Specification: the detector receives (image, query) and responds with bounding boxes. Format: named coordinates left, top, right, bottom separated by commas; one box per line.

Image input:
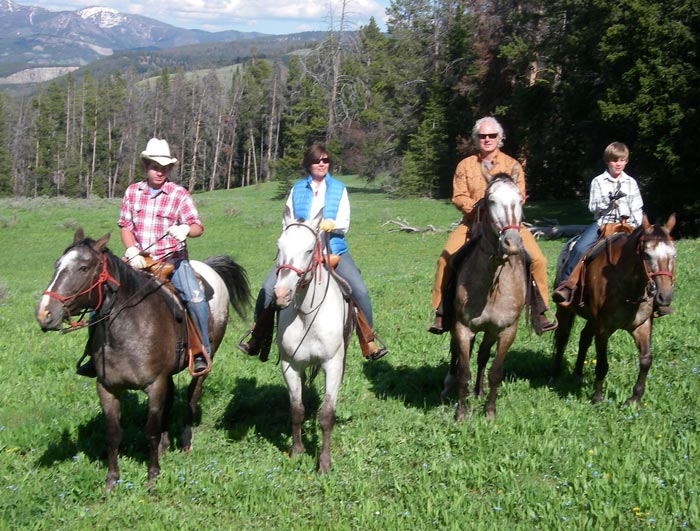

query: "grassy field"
left=0, top=178, right=697, bottom=530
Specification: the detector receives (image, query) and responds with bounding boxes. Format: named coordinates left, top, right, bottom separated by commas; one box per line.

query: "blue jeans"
left=170, top=259, right=210, bottom=354
left=560, top=222, right=600, bottom=281
left=256, top=252, right=374, bottom=328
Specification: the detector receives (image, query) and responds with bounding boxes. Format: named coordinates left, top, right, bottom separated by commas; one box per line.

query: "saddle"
left=142, top=256, right=211, bottom=376
left=558, top=221, right=633, bottom=307
left=242, top=253, right=383, bottom=362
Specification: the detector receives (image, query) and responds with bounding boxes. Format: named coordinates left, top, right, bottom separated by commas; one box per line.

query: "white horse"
left=273, top=206, right=353, bottom=473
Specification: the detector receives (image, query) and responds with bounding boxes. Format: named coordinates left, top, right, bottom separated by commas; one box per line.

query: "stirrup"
left=366, top=333, right=389, bottom=361
left=236, top=327, right=256, bottom=355
left=189, top=350, right=211, bottom=377
left=552, top=285, right=574, bottom=307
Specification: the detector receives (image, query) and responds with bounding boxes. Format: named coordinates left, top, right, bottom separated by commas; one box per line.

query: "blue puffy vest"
left=291, top=174, right=348, bottom=255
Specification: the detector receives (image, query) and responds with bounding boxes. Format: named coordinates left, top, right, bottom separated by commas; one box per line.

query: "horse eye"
left=79, top=265, right=90, bottom=272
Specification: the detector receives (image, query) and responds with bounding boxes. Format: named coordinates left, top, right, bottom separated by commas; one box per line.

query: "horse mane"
left=69, top=238, right=171, bottom=304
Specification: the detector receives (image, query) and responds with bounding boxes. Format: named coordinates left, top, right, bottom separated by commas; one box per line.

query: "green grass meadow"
left=0, top=177, right=697, bottom=529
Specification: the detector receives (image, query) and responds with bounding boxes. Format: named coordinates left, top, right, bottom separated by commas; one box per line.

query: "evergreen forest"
left=0, top=0, right=698, bottom=234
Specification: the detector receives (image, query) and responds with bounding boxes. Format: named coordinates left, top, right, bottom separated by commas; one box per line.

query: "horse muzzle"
left=35, top=297, right=63, bottom=331
left=273, top=285, right=292, bottom=309
left=499, top=230, right=522, bottom=256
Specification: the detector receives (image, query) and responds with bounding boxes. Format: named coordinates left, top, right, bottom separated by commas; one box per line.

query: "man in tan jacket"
left=429, top=116, right=557, bottom=334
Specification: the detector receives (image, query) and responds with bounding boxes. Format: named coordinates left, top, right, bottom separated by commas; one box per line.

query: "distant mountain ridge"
left=0, top=0, right=268, bottom=82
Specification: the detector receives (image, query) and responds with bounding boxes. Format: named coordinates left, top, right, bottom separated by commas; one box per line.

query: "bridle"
left=639, top=232, right=675, bottom=284
left=629, top=230, right=675, bottom=304
left=479, top=182, right=522, bottom=259
left=42, top=249, right=121, bottom=331
left=276, top=222, right=325, bottom=291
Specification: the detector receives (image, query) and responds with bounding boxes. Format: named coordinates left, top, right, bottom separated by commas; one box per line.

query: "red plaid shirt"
left=118, top=180, right=203, bottom=261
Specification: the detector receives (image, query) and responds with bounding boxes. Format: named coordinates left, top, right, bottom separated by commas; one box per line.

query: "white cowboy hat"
left=140, top=138, right=178, bottom=166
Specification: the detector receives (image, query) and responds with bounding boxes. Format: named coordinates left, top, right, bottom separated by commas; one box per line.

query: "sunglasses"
left=313, top=157, right=331, bottom=164
left=478, top=133, right=499, bottom=140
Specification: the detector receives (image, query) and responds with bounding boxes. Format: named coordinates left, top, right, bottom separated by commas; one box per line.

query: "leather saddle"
left=142, top=256, right=211, bottom=376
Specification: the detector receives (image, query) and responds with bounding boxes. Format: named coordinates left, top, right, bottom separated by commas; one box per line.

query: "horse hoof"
left=623, top=397, right=641, bottom=408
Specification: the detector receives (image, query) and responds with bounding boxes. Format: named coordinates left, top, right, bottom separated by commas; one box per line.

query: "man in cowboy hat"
left=77, top=137, right=212, bottom=376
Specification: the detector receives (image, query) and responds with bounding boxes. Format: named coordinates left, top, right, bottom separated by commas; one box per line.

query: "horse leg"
left=452, top=324, right=474, bottom=422
left=144, top=376, right=170, bottom=487
left=484, top=326, right=517, bottom=420
left=159, top=376, right=174, bottom=456
left=591, top=334, right=610, bottom=404
left=96, top=383, right=121, bottom=492
left=182, top=373, right=208, bottom=452
left=625, top=320, right=653, bottom=407
left=317, top=354, right=344, bottom=473
left=574, top=321, right=595, bottom=380
left=550, top=307, right=574, bottom=383
left=440, top=335, right=459, bottom=401
left=282, top=360, right=305, bottom=458
left=474, top=335, right=496, bottom=400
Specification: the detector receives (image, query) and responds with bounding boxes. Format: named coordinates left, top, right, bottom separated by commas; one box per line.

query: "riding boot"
left=552, top=261, right=584, bottom=307
left=354, top=304, right=388, bottom=360
left=427, top=311, right=445, bottom=335
left=237, top=304, right=276, bottom=361
left=428, top=301, right=446, bottom=335
left=76, top=356, right=97, bottom=378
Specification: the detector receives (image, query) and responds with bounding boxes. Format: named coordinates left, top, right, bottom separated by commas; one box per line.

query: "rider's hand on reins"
left=124, top=246, right=147, bottom=270
left=318, top=219, right=335, bottom=232
left=167, top=224, right=191, bottom=242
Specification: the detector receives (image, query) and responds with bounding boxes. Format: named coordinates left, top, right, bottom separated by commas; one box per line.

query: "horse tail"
left=203, top=255, right=251, bottom=319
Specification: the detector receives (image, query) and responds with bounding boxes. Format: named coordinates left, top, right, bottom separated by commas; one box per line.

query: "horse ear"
left=73, top=228, right=84, bottom=243
left=95, top=232, right=111, bottom=251
left=510, top=163, right=521, bottom=184
left=665, top=213, right=676, bottom=232
left=282, top=204, right=295, bottom=227
left=642, top=214, right=650, bottom=230
left=480, top=163, right=492, bottom=183
left=310, top=208, right=324, bottom=229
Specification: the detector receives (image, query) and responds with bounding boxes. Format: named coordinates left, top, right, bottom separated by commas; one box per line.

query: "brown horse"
left=35, top=229, right=250, bottom=490
left=441, top=173, right=527, bottom=420
left=551, top=214, right=676, bottom=405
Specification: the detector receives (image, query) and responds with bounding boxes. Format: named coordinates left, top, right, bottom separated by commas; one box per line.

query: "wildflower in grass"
left=493, top=506, right=502, bottom=511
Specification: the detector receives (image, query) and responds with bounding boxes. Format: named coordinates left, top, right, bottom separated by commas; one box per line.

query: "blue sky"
left=37, top=0, right=392, bottom=34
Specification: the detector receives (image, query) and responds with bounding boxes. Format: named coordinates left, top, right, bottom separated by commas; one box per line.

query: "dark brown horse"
left=551, top=214, right=676, bottom=405
left=441, top=173, right=527, bottom=420
left=35, top=229, right=250, bottom=490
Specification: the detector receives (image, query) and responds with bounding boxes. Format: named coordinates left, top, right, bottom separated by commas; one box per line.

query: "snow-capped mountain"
left=0, top=0, right=265, bottom=82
